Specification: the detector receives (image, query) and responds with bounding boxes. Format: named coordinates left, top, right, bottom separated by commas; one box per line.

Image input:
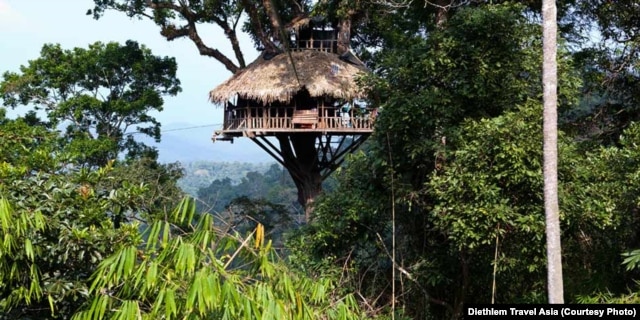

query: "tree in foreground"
left=0, top=116, right=144, bottom=318
left=0, top=113, right=362, bottom=319
left=72, top=198, right=365, bottom=320
left=542, top=0, right=564, bottom=303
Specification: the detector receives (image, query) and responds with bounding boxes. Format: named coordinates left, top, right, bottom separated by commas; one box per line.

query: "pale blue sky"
left=0, top=0, right=259, bottom=126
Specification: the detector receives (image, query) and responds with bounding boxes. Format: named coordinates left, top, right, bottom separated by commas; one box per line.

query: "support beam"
left=247, top=132, right=370, bottom=222
left=252, top=136, right=286, bottom=167
left=316, top=134, right=370, bottom=179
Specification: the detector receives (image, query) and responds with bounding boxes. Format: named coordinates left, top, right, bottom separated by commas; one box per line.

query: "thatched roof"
left=209, top=50, right=368, bottom=105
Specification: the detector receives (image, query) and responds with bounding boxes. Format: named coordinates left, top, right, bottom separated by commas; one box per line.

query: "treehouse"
left=210, top=16, right=374, bottom=221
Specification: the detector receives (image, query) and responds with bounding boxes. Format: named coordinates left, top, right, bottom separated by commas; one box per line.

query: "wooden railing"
left=293, top=39, right=338, bottom=53
left=223, top=107, right=376, bottom=131
left=267, top=117, right=292, bottom=129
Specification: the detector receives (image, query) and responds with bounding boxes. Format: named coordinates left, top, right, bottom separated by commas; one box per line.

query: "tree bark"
left=263, top=0, right=283, bottom=44
left=145, top=0, right=241, bottom=73
left=542, top=0, right=564, bottom=303
left=277, top=133, right=322, bottom=223
left=241, top=0, right=279, bottom=53
left=434, top=0, right=449, bottom=29
left=337, top=18, right=351, bottom=55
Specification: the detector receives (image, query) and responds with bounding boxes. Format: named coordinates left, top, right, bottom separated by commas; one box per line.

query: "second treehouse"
left=210, top=17, right=375, bottom=221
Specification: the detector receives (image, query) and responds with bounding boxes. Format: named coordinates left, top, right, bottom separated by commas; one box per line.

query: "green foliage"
left=429, top=103, right=547, bottom=254
left=296, top=102, right=636, bottom=316
left=286, top=151, right=393, bottom=317
left=425, top=102, right=626, bottom=302
left=559, top=1, right=640, bottom=145
left=101, top=158, right=186, bottom=217
left=0, top=119, right=146, bottom=318
left=362, top=3, right=580, bottom=194
left=573, top=121, right=640, bottom=300
left=622, top=250, right=640, bottom=272
left=73, top=198, right=366, bottom=320
left=0, top=118, right=62, bottom=174
left=340, top=5, right=580, bottom=314
left=8, top=0, right=640, bottom=318
left=193, top=163, right=310, bottom=250
left=0, top=40, right=181, bottom=167
left=577, top=288, right=640, bottom=304
left=288, top=151, right=386, bottom=265
left=0, top=114, right=191, bottom=318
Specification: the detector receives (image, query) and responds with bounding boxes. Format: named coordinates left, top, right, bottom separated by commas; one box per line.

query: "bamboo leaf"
left=0, top=198, right=11, bottom=231
left=161, top=221, right=171, bottom=248
left=255, top=223, right=264, bottom=249
left=165, top=289, right=177, bottom=319
left=145, top=221, right=161, bottom=251
left=48, top=295, right=55, bottom=316
left=24, top=238, right=34, bottom=261
left=145, top=262, right=158, bottom=291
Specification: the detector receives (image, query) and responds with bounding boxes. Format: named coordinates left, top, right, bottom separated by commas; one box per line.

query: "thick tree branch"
left=160, top=24, right=190, bottom=40
left=144, top=0, right=241, bottom=73
left=186, top=21, right=240, bottom=73
left=240, top=0, right=279, bottom=53
left=208, top=13, right=247, bottom=69
left=263, top=0, right=283, bottom=43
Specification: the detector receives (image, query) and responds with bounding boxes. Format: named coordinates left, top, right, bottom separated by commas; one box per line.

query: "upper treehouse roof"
left=209, top=50, right=368, bottom=106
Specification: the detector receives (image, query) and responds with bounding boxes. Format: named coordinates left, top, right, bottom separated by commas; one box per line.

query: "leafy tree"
left=423, top=101, right=638, bottom=305
left=290, top=2, right=584, bottom=318
left=100, top=158, right=186, bottom=219
left=0, top=118, right=144, bottom=318
left=297, top=102, right=639, bottom=317
left=557, top=1, right=640, bottom=145
left=0, top=40, right=181, bottom=167
left=362, top=3, right=574, bottom=188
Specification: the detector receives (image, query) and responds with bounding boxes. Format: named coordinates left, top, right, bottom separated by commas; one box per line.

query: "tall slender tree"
left=542, top=0, right=564, bottom=303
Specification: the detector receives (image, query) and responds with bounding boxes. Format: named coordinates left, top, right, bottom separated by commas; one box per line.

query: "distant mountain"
left=137, top=123, right=274, bottom=164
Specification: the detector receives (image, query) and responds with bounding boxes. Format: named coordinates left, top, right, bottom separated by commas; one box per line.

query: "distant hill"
left=138, top=122, right=274, bottom=164
left=177, top=161, right=277, bottom=197
left=132, top=122, right=278, bottom=198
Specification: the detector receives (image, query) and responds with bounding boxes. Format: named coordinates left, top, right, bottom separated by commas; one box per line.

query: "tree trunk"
left=542, top=0, right=564, bottom=303
left=277, top=133, right=322, bottom=222
left=294, top=171, right=322, bottom=223
left=434, top=0, right=449, bottom=29
left=337, top=18, right=351, bottom=55
left=263, top=0, right=282, bottom=44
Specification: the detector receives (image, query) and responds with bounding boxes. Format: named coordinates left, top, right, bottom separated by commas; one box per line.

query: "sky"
left=0, top=0, right=259, bottom=127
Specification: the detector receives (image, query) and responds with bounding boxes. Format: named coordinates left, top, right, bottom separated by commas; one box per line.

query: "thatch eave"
left=209, top=50, right=368, bottom=106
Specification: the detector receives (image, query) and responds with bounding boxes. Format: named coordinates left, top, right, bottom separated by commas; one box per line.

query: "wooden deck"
left=216, top=106, right=376, bottom=138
